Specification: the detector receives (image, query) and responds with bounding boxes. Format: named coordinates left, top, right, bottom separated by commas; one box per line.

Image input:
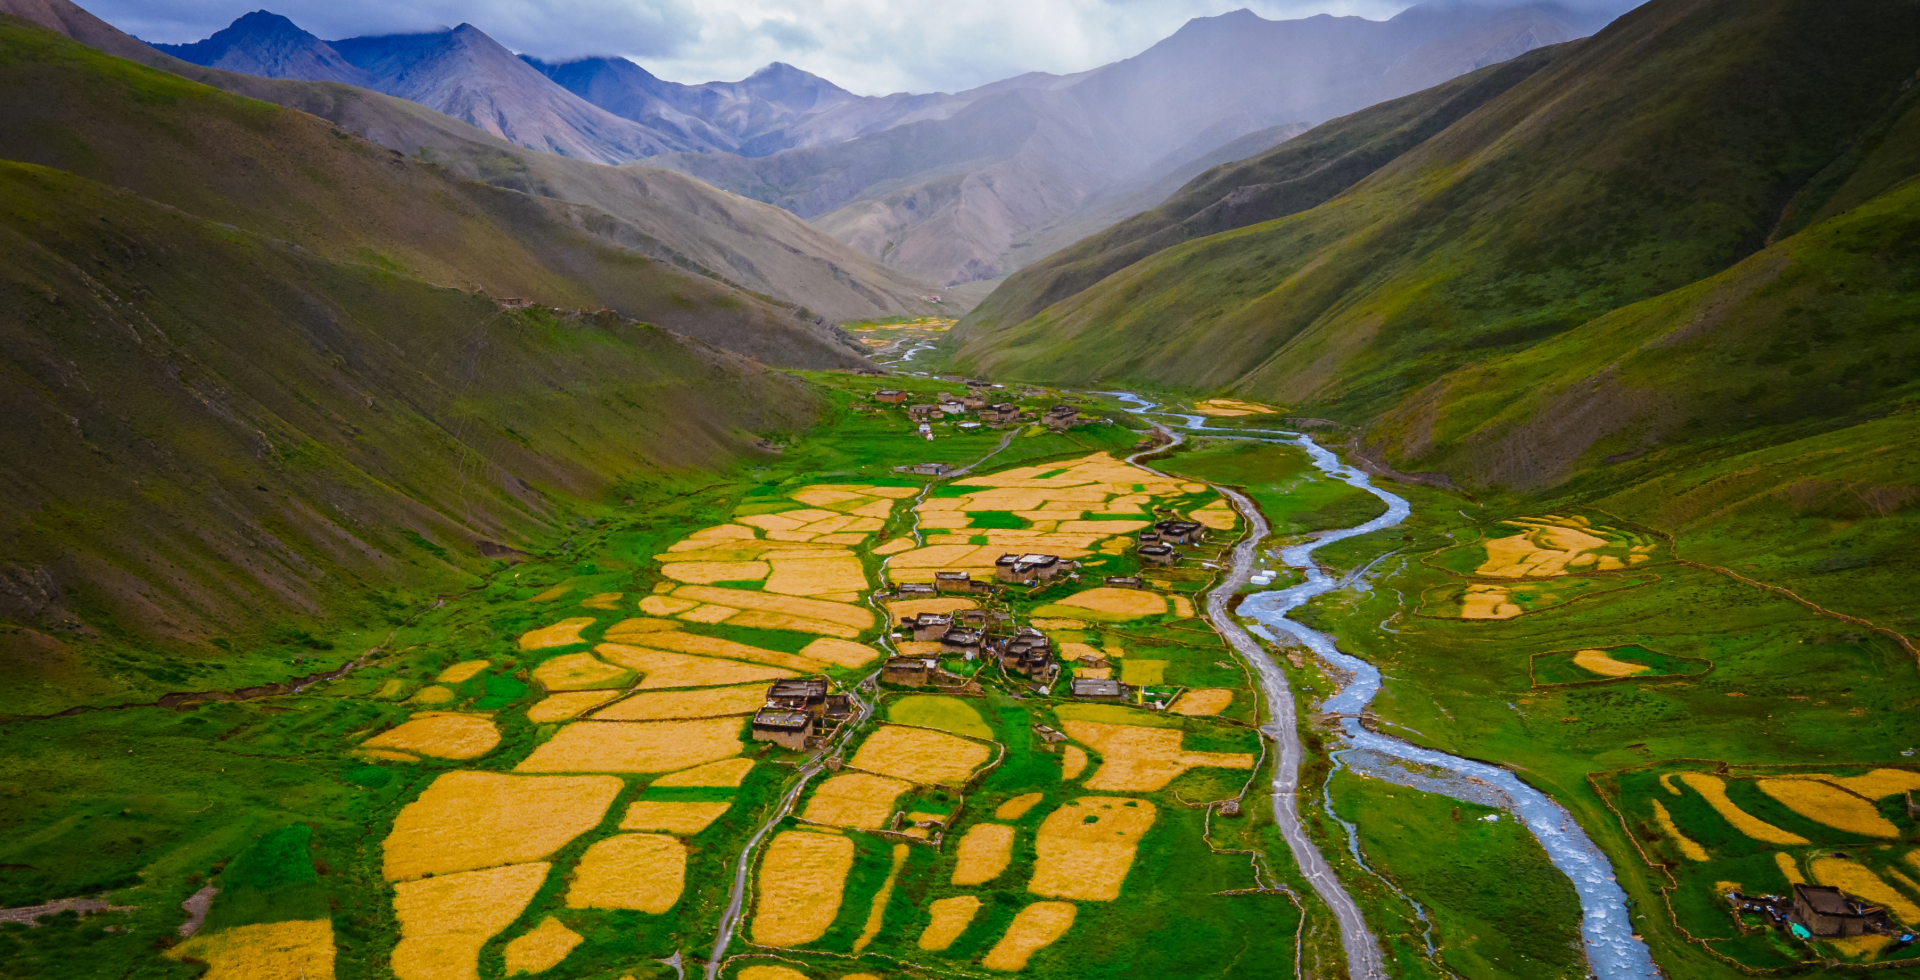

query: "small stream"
left=1112, top=393, right=1661, bottom=978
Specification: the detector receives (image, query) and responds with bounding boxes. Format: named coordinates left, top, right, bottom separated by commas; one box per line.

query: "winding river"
left=1114, top=394, right=1663, bottom=979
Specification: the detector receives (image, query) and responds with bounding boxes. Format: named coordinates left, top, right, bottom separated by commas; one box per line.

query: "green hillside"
left=946, top=0, right=1920, bottom=416
left=0, top=131, right=820, bottom=714
left=961, top=44, right=1567, bottom=332
left=0, top=15, right=875, bottom=369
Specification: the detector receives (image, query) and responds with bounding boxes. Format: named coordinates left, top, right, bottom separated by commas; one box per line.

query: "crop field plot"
left=360, top=712, right=500, bottom=760
left=1530, top=644, right=1710, bottom=686
left=515, top=717, right=744, bottom=773
left=1417, top=571, right=1659, bottom=620
left=847, top=725, right=994, bottom=785
left=1427, top=515, right=1664, bottom=580
left=1593, top=762, right=1920, bottom=968
left=531, top=651, right=635, bottom=691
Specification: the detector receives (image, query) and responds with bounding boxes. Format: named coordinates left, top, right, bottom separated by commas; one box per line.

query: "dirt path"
left=1208, top=487, right=1386, bottom=979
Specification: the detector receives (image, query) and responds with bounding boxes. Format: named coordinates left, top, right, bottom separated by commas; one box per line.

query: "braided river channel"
left=1113, top=394, right=1663, bottom=979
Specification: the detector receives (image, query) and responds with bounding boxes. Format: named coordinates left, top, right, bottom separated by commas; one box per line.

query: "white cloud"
left=92, top=0, right=1628, bottom=95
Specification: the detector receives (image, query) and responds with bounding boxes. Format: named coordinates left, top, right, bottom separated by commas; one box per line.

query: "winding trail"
left=1113, top=393, right=1662, bottom=979
left=1211, top=485, right=1387, bottom=979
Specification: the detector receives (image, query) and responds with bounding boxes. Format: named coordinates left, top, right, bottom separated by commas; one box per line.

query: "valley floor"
left=2, top=375, right=1916, bottom=980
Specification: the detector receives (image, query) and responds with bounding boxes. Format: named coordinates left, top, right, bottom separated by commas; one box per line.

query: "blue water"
left=1110, top=393, right=1662, bottom=978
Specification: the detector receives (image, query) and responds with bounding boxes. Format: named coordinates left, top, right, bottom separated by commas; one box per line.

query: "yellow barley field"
left=526, top=692, right=620, bottom=723
left=689, top=523, right=759, bottom=541
left=1028, top=797, right=1157, bottom=901
left=1474, top=521, right=1612, bottom=578
left=1188, top=500, right=1237, bottom=530
left=438, top=660, right=491, bottom=684
left=765, top=556, right=870, bottom=596
left=619, top=800, right=732, bottom=835
left=591, top=684, right=768, bottom=721
left=602, top=617, right=683, bottom=640
left=801, top=772, right=911, bottom=830
left=530, top=584, right=573, bottom=602
left=1776, top=852, right=1806, bottom=885
left=738, top=966, right=808, bottom=980
left=652, top=757, right=754, bottom=787
left=672, top=586, right=874, bottom=630
left=502, top=916, right=581, bottom=975
left=980, top=901, right=1076, bottom=971
left=849, top=725, right=992, bottom=785
left=1678, top=773, right=1808, bottom=845
left=596, top=644, right=796, bottom=689
left=1659, top=773, right=1681, bottom=795
left=409, top=685, right=456, bottom=706
left=1191, top=398, right=1276, bottom=417
left=1650, top=800, right=1708, bottom=861
left=363, top=714, right=499, bottom=760
left=580, top=592, right=624, bottom=611
left=1062, top=746, right=1089, bottom=780
left=886, top=597, right=978, bottom=623
left=639, top=596, right=701, bottom=616
left=618, top=631, right=826, bottom=672
left=165, top=919, right=335, bottom=980
left=1825, top=768, right=1920, bottom=799
left=1032, top=618, right=1087, bottom=630
left=723, top=609, right=861, bottom=638
left=383, top=772, right=620, bottom=881
left=873, top=537, right=916, bottom=555
left=1756, top=779, right=1899, bottom=838
left=1058, top=721, right=1253, bottom=791
left=531, top=653, right=633, bottom=691
left=360, top=748, right=417, bottom=762
left=1811, top=858, right=1920, bottom=924
left=677, top=604, right=740, bottom=624
left=852, top=844, right=910, bottom=952
left=997, top=793, right=1044, bottom=820
left=390, top=862, right=548, bottom=980
left=799, top=637, right=882, bottom=668
left=751, top=832, right=855, bottom=947
left=1054, top=588, right=1166, bottom=618
left=1572, top=649, right=1650, bottom=677
left=1168, top=689, right=1234, bottom=716
left=918, top=895, right=982, bottom=951
left=519, top=618, right=597, bottom=651
left=951, top=823, right=1015, bottom=885
left=514, top=718, right=742, bottom=774
left=1169, top=595, right=1195, bottom=618
left=566, top=834, right=687, bottom=913
left=1459, top=585, right=1523, bottom=620
left=661, top=561, right=770, bottom=584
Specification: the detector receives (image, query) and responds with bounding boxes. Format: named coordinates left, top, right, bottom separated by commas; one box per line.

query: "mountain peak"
left=151, top=8, right=371, bottom=86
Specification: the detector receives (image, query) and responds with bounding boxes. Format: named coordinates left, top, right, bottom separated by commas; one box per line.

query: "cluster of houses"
left=749, top=677, right=855, bottom=750
left=1727, top=883, right=1908, bottom=944
left=875, top=388, right=1025, bottom=428
left=1139, top=518, right=1206, bottom=565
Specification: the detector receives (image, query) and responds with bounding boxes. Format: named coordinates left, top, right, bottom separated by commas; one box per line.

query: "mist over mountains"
left=146, top=1, right=1630, bottom=290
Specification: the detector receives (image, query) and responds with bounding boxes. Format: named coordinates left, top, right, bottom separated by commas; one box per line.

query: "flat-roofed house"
left=906, top=613, right=954, bottom=641
left=873, top=389, right=910, bottom=404
left=1792, top=884, right=1885, bottom=937
left=767, top=678, right=830, bottom=716
left=751, top=708, right=814, bottom=750
left=935, top=571, right=973, bottom=593
left=1139, top=543, right=1178, bottom=565
left=1070, top=677, right=1125, bottom=700
left=881, top=657, right=934, bottom=686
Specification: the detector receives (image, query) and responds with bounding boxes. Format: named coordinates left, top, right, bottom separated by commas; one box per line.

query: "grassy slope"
left=945, top=0, right=1920, bottom=415
left=954, top=45, right=1565, bottom=335
left=0, top=155, right=822, bottom=714
left=0, top=0, right=942, bottom=328
left=0, top=17, right=871, bottom=369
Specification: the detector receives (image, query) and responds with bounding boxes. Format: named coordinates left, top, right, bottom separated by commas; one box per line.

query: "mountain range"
left=945, top=0, right=1920, bottom=625
left=143, top=2, right=1629, bottom=291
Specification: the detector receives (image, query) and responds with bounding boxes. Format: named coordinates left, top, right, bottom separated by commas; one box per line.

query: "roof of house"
left=1795, top=884, right=1860, bottom=916
left=753, top=709, right=812, bottom=729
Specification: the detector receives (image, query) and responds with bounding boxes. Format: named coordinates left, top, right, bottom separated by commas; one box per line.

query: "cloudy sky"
left=97, top=0, right=1437, bottom=95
